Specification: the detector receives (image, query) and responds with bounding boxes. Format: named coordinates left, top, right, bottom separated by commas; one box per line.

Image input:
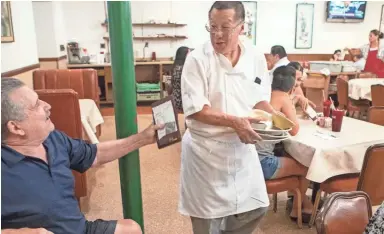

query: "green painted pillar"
left=107, top=1, right=144, bottom=230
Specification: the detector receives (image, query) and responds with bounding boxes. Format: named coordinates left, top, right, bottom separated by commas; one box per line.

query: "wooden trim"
left=39, top=55, right=67, bottom=62
left=1, top=63, right=40, bottom=77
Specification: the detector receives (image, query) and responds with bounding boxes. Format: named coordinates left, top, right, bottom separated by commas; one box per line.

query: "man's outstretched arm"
left=92, top=124, right=163, bottom=167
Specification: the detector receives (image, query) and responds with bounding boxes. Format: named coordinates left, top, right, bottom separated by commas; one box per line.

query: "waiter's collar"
left=272, top=57, right=290, bottom=70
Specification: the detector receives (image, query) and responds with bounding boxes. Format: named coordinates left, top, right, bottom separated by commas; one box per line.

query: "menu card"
left=151, top=96, right=181, bottom=149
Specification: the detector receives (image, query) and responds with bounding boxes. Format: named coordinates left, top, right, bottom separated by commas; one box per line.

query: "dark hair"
left=370, top=29, right=384, bottom=39
left=331, top=49, right=342, bottom=60
left=272, top=66, right=296, bottom=92
left=270, top=45, right=287, bottom=59
left=333, top=49, right=341, bottom=54
left=287, top=61, right=303, bottom=73
left=209, top=1, right=245, bottom=22
left=173, top=46, right=189, bottom=66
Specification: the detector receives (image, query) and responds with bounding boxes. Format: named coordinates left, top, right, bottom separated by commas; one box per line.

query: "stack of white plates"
left=251, top=122, right=291, bottom=143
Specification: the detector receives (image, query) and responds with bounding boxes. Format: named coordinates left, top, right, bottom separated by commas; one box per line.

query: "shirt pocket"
left=236, top=78, right=263, bottom=109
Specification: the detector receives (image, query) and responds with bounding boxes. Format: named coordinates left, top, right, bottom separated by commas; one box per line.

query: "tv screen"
left=327, top=1, right=367, bottom=22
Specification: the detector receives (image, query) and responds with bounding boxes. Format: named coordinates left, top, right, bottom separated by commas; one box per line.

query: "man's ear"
left=7, top=121, right=25, bottom=137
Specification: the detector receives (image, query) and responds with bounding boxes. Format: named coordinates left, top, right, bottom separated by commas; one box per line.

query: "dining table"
left=284, top=117, right=384, bottom=183
left=79, top=99, right=104, bottom=144
left=348, top=78, right=384, bottom=101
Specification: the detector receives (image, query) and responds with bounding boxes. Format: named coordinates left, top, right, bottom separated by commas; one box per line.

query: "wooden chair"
left=315, top=191, right=372, bottom=234
left=33, top=69, right=101, bottom=137
left=309, top=143, right=384, bottom=226
left=336, top=76, right=370, bottom=118
left=303, top=72, right=330, bottom=112
left=368, top=106, right=384, bottom=126
left=35, top=89, right=88, bottom=207
left=266, top=176, right=303, bottom=228
left=371, top=84, right=384, bottom=107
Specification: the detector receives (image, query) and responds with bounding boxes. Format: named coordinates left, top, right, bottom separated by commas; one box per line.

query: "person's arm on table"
left=291, top=86, right=315, bottom=111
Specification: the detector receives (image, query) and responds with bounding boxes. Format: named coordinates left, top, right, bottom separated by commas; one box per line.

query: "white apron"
left=179, top=44, right=270, bottom=219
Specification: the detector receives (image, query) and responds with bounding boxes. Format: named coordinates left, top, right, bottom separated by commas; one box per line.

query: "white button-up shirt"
left=179, top=41, right=270, bottom=219
left=270, top=57, right=290, bottom=75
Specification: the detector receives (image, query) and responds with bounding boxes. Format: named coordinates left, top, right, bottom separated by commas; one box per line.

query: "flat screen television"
left=326, top=1, right=367, bottom=23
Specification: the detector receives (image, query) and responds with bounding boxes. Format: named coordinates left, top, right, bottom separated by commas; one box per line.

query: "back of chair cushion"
left=315, top=191, right=372, bottom=234
left=358, top=143, right=384, bottom=206
left=371, top=84, right=384, bottom=107
left=33, top=69, right=99, bottom=103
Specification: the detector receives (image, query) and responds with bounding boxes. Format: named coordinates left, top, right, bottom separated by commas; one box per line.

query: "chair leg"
left=309, top=189, right=322, bottom=228
left=294, top=188, right=303, bottom=229
left=273, top=193, right=277, bottom=213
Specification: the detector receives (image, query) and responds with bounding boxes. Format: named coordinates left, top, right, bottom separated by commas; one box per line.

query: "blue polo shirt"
left=1, top=130, right=97, bottom=234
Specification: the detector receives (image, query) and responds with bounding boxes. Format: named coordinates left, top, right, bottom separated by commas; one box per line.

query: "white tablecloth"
left=348, top=78, right=384, bottom=101
left=284, top=117, right=384, bottom=183
left=79, top=99, right=104, bottom=144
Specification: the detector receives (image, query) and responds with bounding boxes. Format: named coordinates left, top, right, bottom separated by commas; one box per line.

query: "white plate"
left=254, top=128, right=292, bottom=136
left=251, top=123, right=292, bottom=133
left=258, top=138, right=290, bottom=143
left=258, top=132, right=290, bottom=140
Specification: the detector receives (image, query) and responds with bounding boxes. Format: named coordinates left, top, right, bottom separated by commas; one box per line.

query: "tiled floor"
left=83, top=115, right=317, bottom=234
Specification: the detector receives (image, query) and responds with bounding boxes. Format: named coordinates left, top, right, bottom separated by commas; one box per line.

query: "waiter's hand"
left=233, top=117, right=262, bottom=144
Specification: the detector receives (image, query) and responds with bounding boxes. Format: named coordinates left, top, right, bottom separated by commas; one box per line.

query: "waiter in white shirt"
left=269, top=45, right=290, bottom=74
left=179, top=2, right=275, bottom=233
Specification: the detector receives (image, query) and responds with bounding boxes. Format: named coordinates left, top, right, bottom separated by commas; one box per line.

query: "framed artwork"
left=295, top=3, right=314, bottom=49
left=1, top=1, right=14, bottom=43
left=241, top=1, right=257, bottom=45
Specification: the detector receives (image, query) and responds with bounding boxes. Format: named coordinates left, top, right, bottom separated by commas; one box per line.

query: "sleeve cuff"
left=76, top=143, right=98, bottom=173
left=182, top=93, right=211, bottom=117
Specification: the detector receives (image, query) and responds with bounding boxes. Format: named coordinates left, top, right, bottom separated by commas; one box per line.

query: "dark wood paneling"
left=1, top=63, right=40, bottom=77
left=264, top=53, right=334, bottom=61
left=263, top=53, right=353, bottom=70
left=39, top=55, right=67, bottom=62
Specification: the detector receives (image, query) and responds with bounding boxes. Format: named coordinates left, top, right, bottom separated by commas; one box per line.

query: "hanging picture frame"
left=1, top=1, right=14, bottom=43
left=295, top=3, right=314, bottom=49
left=241, top=1, right=257, bottom=45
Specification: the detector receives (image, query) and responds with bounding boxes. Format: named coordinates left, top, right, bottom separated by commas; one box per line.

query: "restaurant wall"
left=60, top=1, right=383, bottom=57
left=1, top=1, right=39, bottom=88
left=257, top=1, right=383, bottom=54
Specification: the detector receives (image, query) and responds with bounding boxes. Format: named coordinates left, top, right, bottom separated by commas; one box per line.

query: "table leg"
left=312, top=182, right=320, bottom=203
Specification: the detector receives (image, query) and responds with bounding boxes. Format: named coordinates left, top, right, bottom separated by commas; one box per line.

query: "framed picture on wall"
left=241, top=1, right=257, bottom=45
left=1, top=1, right=14, bottom=43
left=295, top=3, right=314, bottom=49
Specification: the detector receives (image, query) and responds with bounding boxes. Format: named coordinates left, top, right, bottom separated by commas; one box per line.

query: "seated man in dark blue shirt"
left=1, top=78, right=163, bottom=234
